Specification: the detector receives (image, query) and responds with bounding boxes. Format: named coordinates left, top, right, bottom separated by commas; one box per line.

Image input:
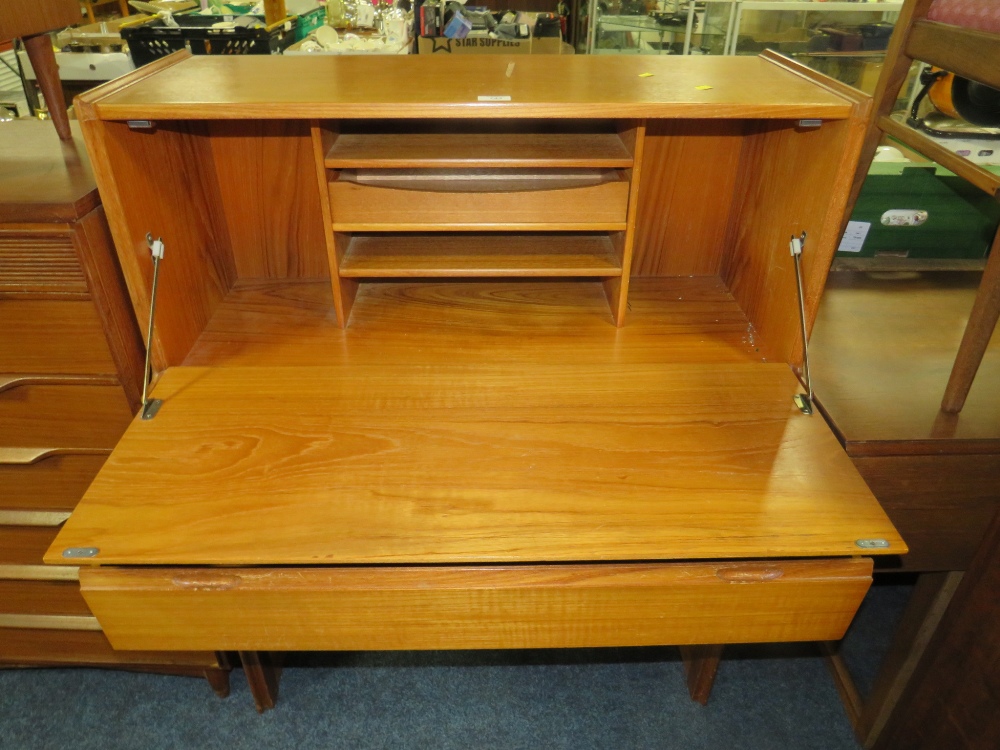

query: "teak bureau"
left=46, top=51, right=905, bottom=708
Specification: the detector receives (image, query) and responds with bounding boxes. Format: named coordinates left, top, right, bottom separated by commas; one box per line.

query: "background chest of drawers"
left=0, top=119, right=229, bottom=693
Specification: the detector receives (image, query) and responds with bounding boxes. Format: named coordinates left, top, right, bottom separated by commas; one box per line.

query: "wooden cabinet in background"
left=0, top=120, right=229, bottom=694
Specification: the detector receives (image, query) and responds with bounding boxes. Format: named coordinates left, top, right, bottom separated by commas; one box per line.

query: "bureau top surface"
left=0, top=120, right=99, bottom=223
left=47, top=361, right=905, bottom=567
left=82, top=53, right=856, bottom=120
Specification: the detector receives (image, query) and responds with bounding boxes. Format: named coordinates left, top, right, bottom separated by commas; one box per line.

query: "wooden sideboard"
left=0, top=119, right=229, bottom=692
left=44, top=52, right=905, bottom=708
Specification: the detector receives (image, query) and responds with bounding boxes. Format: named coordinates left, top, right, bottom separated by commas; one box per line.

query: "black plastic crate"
left=122, top=15, right=296, bottom=67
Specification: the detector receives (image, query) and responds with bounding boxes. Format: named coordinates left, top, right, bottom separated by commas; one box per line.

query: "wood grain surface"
left=0, top=383, right=132, bottom=450
left=0, top=121, right=97, bottom=224
left=328, top=171, right=630, bottom=229
left=907, top=19, right=1000, bottom=93
left=812, top=272, right=1000, bottom=450
left=182, top=277, right=763, bottom=368
left=338, top=234, right=622, bottom=277
left=49, top=359, right=902, bottom=566
left=80, top=560, right=874, bottom=651
left=0, top=627, right=221, bottom=668
left=0, top=0, right=82, bottom=41
left=0, top=228, right=87, bottom=296
left=82, top=56, right=855, bottom=121
left=209, top=120, right=328, bottom=279
left=632, top=120, right=744, bottom=277
left=325, top=132, right=634, bottom=169
left=0, top=299, right=115, bottom=374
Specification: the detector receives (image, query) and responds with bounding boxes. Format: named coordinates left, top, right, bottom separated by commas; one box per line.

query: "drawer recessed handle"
left=0, top=373, right=118, bottom=394
left=171, top=574, right=243, bottom=591
left=0, top=446, right=108, bottom=466
left=715, top=566, right=784, bottom=583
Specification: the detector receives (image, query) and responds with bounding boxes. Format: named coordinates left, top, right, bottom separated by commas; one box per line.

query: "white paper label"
left=838, top=221, right=871, bottom=253
left=478, top=95, right=512, bottom=101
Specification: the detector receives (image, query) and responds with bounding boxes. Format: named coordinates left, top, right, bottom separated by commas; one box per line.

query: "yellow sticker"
left=695, top=85, right=713, bottom=90
left=638, top=72, right=654, bottom=78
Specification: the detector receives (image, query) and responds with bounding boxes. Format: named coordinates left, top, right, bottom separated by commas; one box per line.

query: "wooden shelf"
left=337, top=234, right=623, bottom=278
left=325, top=132, right=636, bottom=169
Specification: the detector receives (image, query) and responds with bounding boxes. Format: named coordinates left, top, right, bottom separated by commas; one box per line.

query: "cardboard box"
left=417, top=34, right=563, bottom=55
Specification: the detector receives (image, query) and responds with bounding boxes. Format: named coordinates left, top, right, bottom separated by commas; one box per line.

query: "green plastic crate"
left=840, top=162, right=1000, bottom=259
left=295, top=6, right=327, bottom=41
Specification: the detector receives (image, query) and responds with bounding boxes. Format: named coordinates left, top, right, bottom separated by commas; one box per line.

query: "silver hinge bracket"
left=62, top=547, right=100, bottom=558
left=790, top=231, right=814, bottom=415
left=141, top=233, right=165, bottom=421
left=856, top=539, right=891, bottom=549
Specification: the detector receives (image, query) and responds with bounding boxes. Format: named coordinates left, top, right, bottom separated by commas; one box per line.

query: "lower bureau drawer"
left=1, top=525, right=61, bottom=566
left=0, top=579, right=90, bottom=616
left=0, top=453, right=108, bottom=512
left=0, top=383, right=131, bottom=449
left=80, top=559, right=873, bottom=652
left=0, top=628, right=221, bottom=668
left=0, top=299, right=116, bottom=375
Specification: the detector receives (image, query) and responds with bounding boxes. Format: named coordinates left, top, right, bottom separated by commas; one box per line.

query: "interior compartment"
left=94, top=113, right=858, bottom=370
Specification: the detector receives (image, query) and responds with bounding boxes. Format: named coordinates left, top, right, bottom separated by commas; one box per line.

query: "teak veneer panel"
left=0, top=454, right=109, bottom=512
left=81, top=55, right=856, bottom=121
left=325, top=132, right=635, bottom=169
left=0, top=383, right=132, bottom=451
left=81, top=559, right=874, bottom=652
left=0, top=628, right=221, bottom=668
left=0, top=299, right=116, bottom=374
left=182, top=278, right=764, bottom=368
left=812, top=272, right=1000, bottom=452
left=328, top=172, right=630, bottom=229
left=48, top=362, right=903, bottom=566
left=338, top=234, right=622, bottom=277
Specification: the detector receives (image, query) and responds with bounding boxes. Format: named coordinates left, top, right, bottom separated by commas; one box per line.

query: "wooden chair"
left=80, top=1, right=131, bottom=25
left=0, top=0, right=82, bottom=141
left=845, top=0, right=1000, bottom=414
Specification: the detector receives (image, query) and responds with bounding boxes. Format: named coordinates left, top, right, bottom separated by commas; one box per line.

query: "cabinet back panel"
left=94, top=121, right=236, bottom=368
left=632, top=120, right=745, bottom=277
left=723, top=119, right=856, bottom=365
left=207, top=120, right=328, bottom=280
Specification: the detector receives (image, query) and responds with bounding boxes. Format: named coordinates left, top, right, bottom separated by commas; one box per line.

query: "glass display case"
left=584, top=0, right=901, bottom=86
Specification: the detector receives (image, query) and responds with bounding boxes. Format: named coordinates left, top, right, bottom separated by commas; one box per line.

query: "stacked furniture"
left=0, top=119, right=230, bottom=694
left=46, top=51, right=905, bottom=710
left=818, top=0, right=1000, bottom=745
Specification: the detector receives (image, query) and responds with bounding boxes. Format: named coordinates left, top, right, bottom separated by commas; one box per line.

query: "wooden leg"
left=204, top=668, right=232, bottom=698
left=821, top=572, right=963, bottom=748
left=239, top=651, right=281, bottom=713
left=680, top=644, right=723, bottom=705
left=22, top=33, right=72, bottom=142
left=941, top=232, right=1000, bottom=413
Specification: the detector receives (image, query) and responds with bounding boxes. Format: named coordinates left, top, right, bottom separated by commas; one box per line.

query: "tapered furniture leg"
left=239, top=651, right=281, bottom=713
left=22, top=32, right=72, bottom=141
left=204, top=668, right=232, bottom=698
left=941, top=233, right=1000, bottom=413
left=680, top=644, right=724, bottom=705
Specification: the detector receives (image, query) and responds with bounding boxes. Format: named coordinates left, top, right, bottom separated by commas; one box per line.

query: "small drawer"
left=0, top=628, right=222, bottom=668
left=0, top=526, right=61, bottom=566
left=0, top=383, right=132, bottom=450
left=81, top=558, right=873, bottom=652
left=0, top=299, right=116, bottom=375
left=0, top=453, right=108, bottom=512
left=0, top=580, right=90, bottom=617
left=328, top=169, right=631, bottom=230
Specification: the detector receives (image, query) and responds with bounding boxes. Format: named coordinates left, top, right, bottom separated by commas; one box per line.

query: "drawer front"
left=0, top=580, right=90, bottom=617
left=1, top=525, right=62, bottom=566
left=0, top=299, right=115, bottom=375
left=81, top=559, right=873, bottom=652
left=855, top=453, right=1000, bottom=572
left=0, top=383, right=132, bottom=450
left=329, top=173, right=631, bottom=229
left=0, top=453, right=108, bottom=512
left=0, top=628, right=222, bottom=668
